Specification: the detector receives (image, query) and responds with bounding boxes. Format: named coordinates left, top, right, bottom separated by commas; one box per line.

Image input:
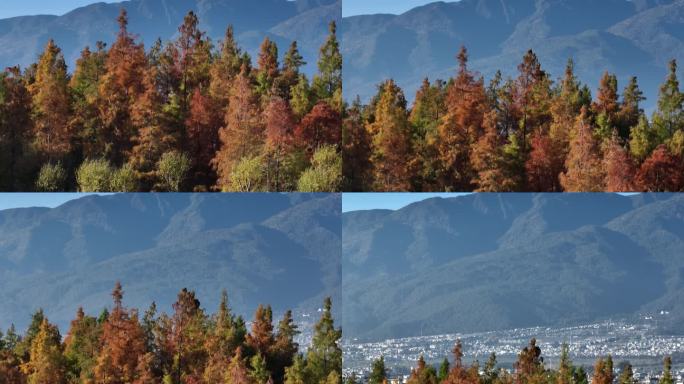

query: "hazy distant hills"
left=0, top=0, right=341, bottom=76
left=342, top=0, right=682, bottom=109
left=342, top=193, right=684, bottom=341
left=0, top=193, right=341, bottom=332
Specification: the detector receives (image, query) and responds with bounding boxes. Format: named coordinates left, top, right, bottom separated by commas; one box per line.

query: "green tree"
left=306, top=298, right=341, bottom=384
left=228, top=155, right=265, bottom=192
left=24, top=319, right=66, bottom=384
left=76, top=158, right=113, bottom=192
left=297, top=145, right=341, bottom=192
left=369, top=356, right=387, bottom=384
left=313, top=22, right=342, bottom=104
left=35, top=162, right=67, bottom=192
left=156, top=151, right=190, bottom=191
left=659, top=357, right=673, bottom=384
left=652, top=60, right=684, bottom=141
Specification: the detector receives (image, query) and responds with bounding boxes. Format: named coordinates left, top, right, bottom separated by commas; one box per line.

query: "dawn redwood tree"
left=603, top=133, right=637, bottom=192
left=514, top=339, right=544, bottom=384
left=0, top=67, right=34, bottom=191
left=70, top=42, right=108, bottom=161
left=407, top=355, right=438, bottom=384
left=98, top=9, right=149, bottom=165
left=437, top=46, right=487, bottom=191
left=342, top=98, right=372, bottom=191
left=264, top=95, right=296, bottom=190
left=185, top=88, right=222, bottom=189
left=246, top=305, right=274, bottom=359
left=514, top=50, right=552, bottom=157
left=591, top=356, right=614, bottom=384
left=592, top=71, right=620, bottom=140
left=213, top=67, right=265, bottom=190
left=636, top=145, right=683, bottom=191
left=618, top=364, right=636, bottom=384
left=226, top=347, right=254, bottom=384
left=169, top=288, right=206, bottom=382
left=617, top=76, right=645, bottom=140
left=30, top=39, right=72, bottom=162
left=472, top=111, right=511, bottom=191
left=24, top=319, right=66, bottom=384
left=94, top=282, right=147, bottom=384
left=256, top=38, right=280, bottom=97
left=526, top=132, right=564, bottom=192
left=560, top=107, right=605, bottom=191
left=209, top=26, right=244, bottom=105
left=367, top=79, right=412, bottom=191
left=270, top=311, right=299, bottom=384
left=295, top=102, right=342, bottom=153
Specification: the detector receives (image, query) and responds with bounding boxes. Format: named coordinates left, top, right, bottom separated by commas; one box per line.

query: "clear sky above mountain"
left=343, top=0, right=458, bottom=17
left=342, top=193, right=470, bottom=212
left=0, top=193, right=112, bottom=210
left=0, top=1, right=119, bottom=19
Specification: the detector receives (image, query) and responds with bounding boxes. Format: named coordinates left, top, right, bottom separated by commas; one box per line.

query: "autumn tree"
left=0, top=67, right=35, bottom=190
left=185, top=89, right=222, bottom=189
left=226, top=347, right=254, bottom=384
left=591, top=356, right=613, bottom=384
left=264, top=95, right=296, bottom=190
left=636, top=145, right=683, bottom=191
left=368, top=79, right=412, bottom=191
left=437, top=46, right=487, bottom=191
left=295, top=102, right=342, bottom=154
left=23, top=319, right=66, bottom=384
left=560, top=107, right=605, bottom=191
left=256, top=38, right=280, bottom=96
left=30, top=39, right=72, bottom=162
left=213, top=67, right=265, bottom=190
left=94, top=282, right=147, bottom=383
left=472, top=111, right=513, bottom=191
left=617, top=76, right=645, bottom=140
left=98, top=9, right=149, bottom=165
left=593, top=72, right=620, bottom=140
left=342, top=98, right=372, bottom=191
left=603, top=133, right=637, bottom=192
left=514, top=339, right=544, bottom=384
left=407, top=355, right=438, bottom=384
left=168, top=288, right=207, bottom=383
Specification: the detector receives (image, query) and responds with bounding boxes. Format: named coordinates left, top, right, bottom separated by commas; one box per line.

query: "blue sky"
left=0, top=1, right=119, bottom=19
left=342, top=193, right=471, bottom=212
left=0, top=193, right=111, bottom=210
left=343, top=0, right=456, bottom=17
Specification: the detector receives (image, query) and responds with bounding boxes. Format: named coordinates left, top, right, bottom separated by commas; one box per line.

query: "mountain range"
left=342, top=193, right=684, bottom=342
left=0, top=193, right=341, bottom=333
left=342, top=0, right=683, bottom=110
left=0, top=0, right=340, bottom=77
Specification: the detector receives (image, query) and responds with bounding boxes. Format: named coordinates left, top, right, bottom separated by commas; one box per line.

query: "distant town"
left=343, top=315, right=684, bottom=384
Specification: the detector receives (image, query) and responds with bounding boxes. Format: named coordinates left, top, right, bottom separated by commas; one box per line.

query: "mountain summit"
left=0, top=0, right=340, bottom=76
left=342, top=0, right=680, bottom=109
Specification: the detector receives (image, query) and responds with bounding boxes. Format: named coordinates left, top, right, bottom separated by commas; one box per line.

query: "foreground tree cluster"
left=0, top=283, right=342, bottom=384
left=0, top=9, right=342, bottom=192
left=354, top=339, right=675, bottom=384
left=343, top=46, right=684, bottom=192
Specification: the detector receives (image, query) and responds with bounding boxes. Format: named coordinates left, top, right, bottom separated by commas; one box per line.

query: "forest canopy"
left=0, top=9, right=342, bottom=192
left=0, top=282, right=342, bottom=384
left=342, top=46, right=684, bottom=192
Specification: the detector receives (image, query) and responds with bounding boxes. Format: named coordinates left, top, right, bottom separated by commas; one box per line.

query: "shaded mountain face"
left=342, top=0, right=678, bottom=109
left=0, top=0, right=341, bottom=77
left=0, top=193, right=341, bottom=333
left=342, top=193, right=684, bottom=341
